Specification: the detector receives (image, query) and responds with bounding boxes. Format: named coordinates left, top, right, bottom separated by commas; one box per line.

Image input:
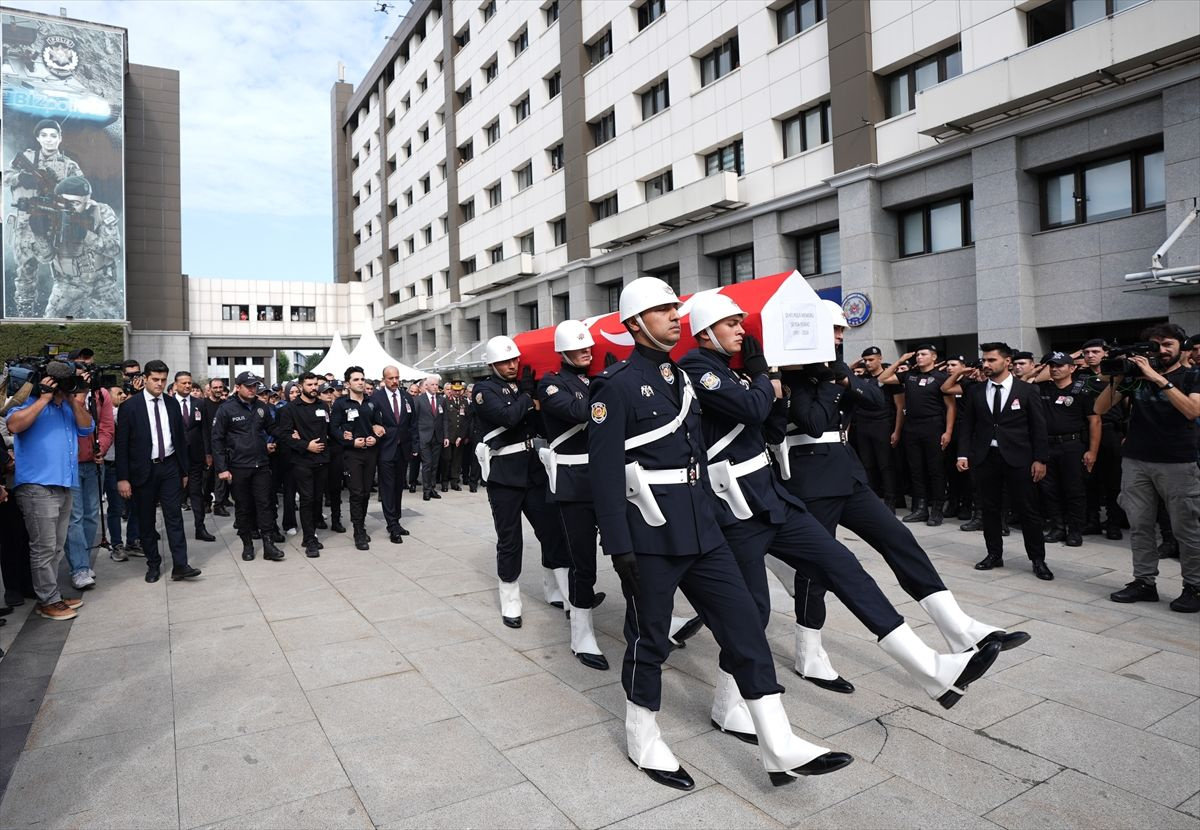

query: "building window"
left=588, top=28, right=613, bottom=67
left=256, top=305, right=283, bottom=322
left=513, top=94, right=531, bottom=123
left=484, top=58, right=499, bottom=83
left=515, top=162, right=534, bottom=191
left=512, top=28, right=529, bottom=57
left=403, top=140, right=412, bottom=159
left=604, top=282, right=621, bottom=313
left=884, top=44, right=962, bottom=118
left=781, top=100, right=831, bottom=158
left=524, top=302, right=540, bottom=330
left=705, top=138, right=744, bottom=176
left=389, top=244, right=400, bottom=265
left=592, top=193, right=619, bottom=221
left=637, top=0, right=666, bottom=31
left=650, top=266, right=680, bottom=295
left=481, top=0, right=496, bottom=23
left=485, top=119, right=501, bottom=145
left=387, top=200, right=398, bottom=220
left=418, top=123, right=429, bottom=143
left=438, top=161, right=447, bottom=181
left=221, top=304, right=249, bottom=321
left=404, top=189, right=414, bottom=206
left=418, top=73, right=428, bottom=93
left=554, top=293, right=570, bottom=321
left=462, top=256, right=477, bottom=274
left=440, top=215, right=449, bottom=235
left=405, top=236, right=415, bottom=254
left=290, top=306, right=317, bottom=322
left=898, top=194, right=974, bottom=257
left=548, top=143, right=564, bottom=171
left=487, top=182, right=503, bottom=208
left=545, top=0, right=560, bottom=25
left=519, top=232, right=535, bottom=254
left=458, top=140, right=474, bottom=164
left=401, top=94, right=410, bottom=112
left=796, top=227, right=840, bottom=275
left=776, top=0, right=825, bottom=42
left=422, top=225, right=432, bottom=245
left=590, top=110, right=616, bottom=148
left=458, top=83, right=473, bottom=106
left=552, top=217, right=568, bottom=246
left=547, top=70, right=561, bottom=99
left=460, top=198, right=476, bottom=222
left=699, top=35, right=739, bottom=87
left=455, top=25, right=471, bottom=48
left=489, top=245, right=504, bottom=265
left=420, top=174, right=431, bottom=194
left=644, top=170, right=673, bottom=201
left=641, top=77, right=670, bottom=120
left=1040, top=146, right=1164, bottom=229
left=715, top=249, right=754, bottom=286
left=1028, top=0, right=1145, bottom=45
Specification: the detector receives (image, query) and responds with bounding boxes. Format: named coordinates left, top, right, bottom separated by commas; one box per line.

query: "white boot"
left=569, top=607, right=608, bottom=670
left=919, top=590, right=1003, bottom=653
left=710, top=669, right=757, bottom=743
left=744, top=694, right=851, bottom=785
left=543, top=568, right=565, bottom=606
left=877, top=623, right=981, bottom=705
left=498, top=579, right=522, bottom=628
left=794, top=625, right=853, bottom=693
left=626, top=701, right=694, bottom=789
left=765, top=555, right=797, bottom=598
left=553, top=567, right=571, bottom=609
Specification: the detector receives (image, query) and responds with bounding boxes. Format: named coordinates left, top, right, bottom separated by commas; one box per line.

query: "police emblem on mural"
left=700, top=372, right=721, bottom=390
left=590, top=402, right=607, bottom=424
left=41, top=35, right=79, bottom=78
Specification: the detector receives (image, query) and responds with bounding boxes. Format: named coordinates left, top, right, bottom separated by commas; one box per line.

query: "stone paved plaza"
left=0, top=490, right=1197, bottom=829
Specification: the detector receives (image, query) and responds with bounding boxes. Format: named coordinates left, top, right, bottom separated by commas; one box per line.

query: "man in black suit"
left=173, top=371, right=215, bottom=542
left=371, top=365, right=419, bottom=542
left=957, top=343, right=1052, bottom=580
left=414, top=376, right=447, bottom=501
left=116, top=360, right=202, bottom=584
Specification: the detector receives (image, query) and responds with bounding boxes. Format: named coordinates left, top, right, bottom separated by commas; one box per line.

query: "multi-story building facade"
left=333, top=0, right=1200, bottom=372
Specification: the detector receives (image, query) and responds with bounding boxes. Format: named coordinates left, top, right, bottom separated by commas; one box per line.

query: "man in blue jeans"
left=6, top=360, right=94, bottom=621
left=63, top=363, right=114, bottom=589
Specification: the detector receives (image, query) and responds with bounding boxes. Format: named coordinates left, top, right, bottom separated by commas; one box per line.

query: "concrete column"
left=677, top=236, right=707, bottom=295
left=1163, top=79, right=1200, bottom=333
left=837, top=173, right=896, bottom=357
left=569, top=265, right=604, bottom=318
left=752, top=213, right=792, bottom=277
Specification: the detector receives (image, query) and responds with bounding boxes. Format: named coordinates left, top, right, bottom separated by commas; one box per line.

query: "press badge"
left=347, top=410, right=359, bottom=421
left=315, top=409, right=328, bottom=419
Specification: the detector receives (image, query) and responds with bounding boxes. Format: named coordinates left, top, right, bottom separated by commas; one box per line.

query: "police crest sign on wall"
left=1, top=8, right=126, bottom=320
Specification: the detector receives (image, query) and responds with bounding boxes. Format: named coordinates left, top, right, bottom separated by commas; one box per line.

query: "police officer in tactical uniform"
left=211, top=372, right=285, bottom=562
left=589, top=277, right=853, bottom=791
left=849, top=346, right=902, bottom=512
left=1037, top=352, right=1100, bottom=547
left=317, top=381, right=346, bottom=532
left=330, top=366, right=385, bottom=550
left=275, top=372, right=331, bottom=557
left=473, top=336, right=571, bottom=628
left=537, top=320, right=609, bottom=670
left=1079, top=339, right=1127, bottom=538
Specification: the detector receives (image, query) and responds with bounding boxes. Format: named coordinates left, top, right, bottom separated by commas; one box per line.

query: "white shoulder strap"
left=549, top=421, right=585, bottom=451
left=706, top=423, right=745, bottom=460
left=625, top=374, right=695, bottom=452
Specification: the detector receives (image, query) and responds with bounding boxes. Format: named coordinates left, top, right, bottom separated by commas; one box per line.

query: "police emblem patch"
left=256, top=408, right=265, bottom=417
left=475, top=392, right=484, bottom=404
left=700, top=372, right=721, bottom=390
left=580, top=376, right=590, bottom=385
left=641, top=385, right=654, bottom=397
left=660, top=364, right=674, bottom=384
left=590, top=402, right=608, bottom=423
left=546, top=385, right=559, bottom=395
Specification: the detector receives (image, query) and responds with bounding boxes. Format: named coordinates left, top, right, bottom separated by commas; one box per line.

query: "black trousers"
left=344, top=448, right=378, bottom=528
left=419, top=442, right=442, bottom=493
left=0, top=497, right=34, bottom=602
left=187, top=449, right=207, bottom=527
left=270, top=452, right=296, bottom=531
left=855, top=423, right=898, bottom=501
left=904, top=420, right=945, bottom=503
left=798, top=482, right=947, bottom=627
left=439, top=441, right=465, bottom=485
left=973, top=449, right=1046, bottom=561
left=945, top=428, right=972, bottom=511
left=463, top=440, right=481, bottom=485
left=293, top=462, right=328, bottom=544
left=556, top=500, right=600, bottom=607
left=406, top=454, right=421, bottom=488
left=1086, top=425, right=1124, bottom=526
left=722, top=509, right=903, bottom=646
left=134, top=460, right=189, bottom=570
left=624, top=546, right=784, bottom=710
left=376, top=453, right=407, bottom=532
left=485, top=481, right=569, bottom=583
left=230, top=465, right=273, bottom=537
left=1042, top=439, right=1086, bottom=532
left=322, top=445, right=344, bottom=521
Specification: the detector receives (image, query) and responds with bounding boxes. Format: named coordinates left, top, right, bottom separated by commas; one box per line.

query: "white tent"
left=308, top=331, right=351, bottom=378
left=345, top=320, right=422, bottom=380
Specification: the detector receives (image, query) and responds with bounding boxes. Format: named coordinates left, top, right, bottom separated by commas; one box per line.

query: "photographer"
left=5, top=360, right=93, bottom=621
left=1097, top=324, right=1199, bottom=612
left=63, top=361, right=114, bottom=590
left=121, top=360, right=144, bottom=394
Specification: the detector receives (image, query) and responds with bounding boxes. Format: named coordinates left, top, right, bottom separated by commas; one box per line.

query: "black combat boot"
left=901, top=499, right=928, bottom=523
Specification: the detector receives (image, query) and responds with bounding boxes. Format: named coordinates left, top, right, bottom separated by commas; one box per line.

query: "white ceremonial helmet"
left=688, top=292, right=747, bottom=357
left=553, top=319, right=595, bottom=352
left=618, top=276, right=680, bottom=323
left=482, top=335, right=520, bottom=365
left=823, top=299, right=848, bottom=328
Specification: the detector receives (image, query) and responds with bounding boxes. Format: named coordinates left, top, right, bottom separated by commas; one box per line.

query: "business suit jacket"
left=176, top=394, right=206, bottom=462
left=414, top=392, right=447, bottom=446
left=958, top=377, right=1049, bottom=468
left=371, top=387, right=419, bottom=461
left=116, top=393, right=189, bottom=485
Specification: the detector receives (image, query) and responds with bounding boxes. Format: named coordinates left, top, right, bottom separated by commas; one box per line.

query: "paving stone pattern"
left=0, top=493, right=1197, bottom=829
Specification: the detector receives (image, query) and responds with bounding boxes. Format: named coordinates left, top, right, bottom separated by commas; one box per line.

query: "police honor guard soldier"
left=589, top=277, right=854, bottom=790
left=678, top=294, right=1002, bottom=729
left=331, top=367, right=386, bottom=551
left=211, top=372, right=285, bottom=563
left=771, top=305, right=1028, bottom=688
left=1037, top=352, right=1100, bottom=547
left=537, top=320, right=609, bottom=670
left=473, top=336, right=572, bottom=628
left=275, top=373, right=332, bottom=557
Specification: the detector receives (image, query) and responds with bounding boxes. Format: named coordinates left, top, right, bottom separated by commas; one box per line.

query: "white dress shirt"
left=988, top=373, right=1014, bottom=447
left=143, top=389, right=176, bottom=458
left=176, top=393, right=194, bottom=423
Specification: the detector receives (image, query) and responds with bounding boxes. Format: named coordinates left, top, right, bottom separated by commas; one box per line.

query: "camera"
left=1099, top=342, right=1161, bottom=377
left=3, top=345, right=80, bottom=397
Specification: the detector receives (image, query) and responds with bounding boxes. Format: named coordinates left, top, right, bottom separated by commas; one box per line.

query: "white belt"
left=493, top=442, right=527, bottom=457
left=728, top=451, right=770, bottom=478
left=640, top=467, right=689, bottom=485
left=787, top=431, right=844, bottom=446
left=554, top=452, right=588, bottom=466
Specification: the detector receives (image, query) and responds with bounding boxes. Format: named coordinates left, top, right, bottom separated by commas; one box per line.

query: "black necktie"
left=182, top=397, right=189, bottom=420
left=992, top=384, right=1003, bottom=421
left=153, top=397, right=166, bottom=461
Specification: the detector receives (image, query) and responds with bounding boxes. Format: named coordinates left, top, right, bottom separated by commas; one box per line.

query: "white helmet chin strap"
left=634, top=313, right=673, bottom=353
left=704, top=326, right=730, bottom=357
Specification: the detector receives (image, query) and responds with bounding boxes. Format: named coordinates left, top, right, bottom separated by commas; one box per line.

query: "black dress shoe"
left=975, top=554, right=1004, bottom=570
left=269, top=529, right=285, bottom=543
left=592, top=592, right=606, bottom=609
left=396, top=525, right=411, bottom=536
left=1064, top=531, right=1082, bottom=547
left=389, top=532, right=404, bottom=544
left=409, top=484, right=417, bottom=493
left=213, top=505, right=230, bottom=517
left=630, top=759, right=694, bottom=791
left=502, top=615, right=522, bottom=629
left=194, top=527, right=216, bottom=542
left=242, top=546, right=255, bottom=562
left=315, top=518, right=328, bottom=530
left=977, top=630, right=1031, bottom=651
left=423, top=491, right=431, bottom=501
left=171, top=566, right=202, bottom=581
left=440, top=484, right=448, bottom=492
left=304, top=544, right=321, bottom=558
left=469, top=484, right=478, bottom=493
left=1031, top=560, right=1054, bottom=580
left=450, top=483, right=461, bottom=491
left=145, top=567, right=161, bottom=583
left=938, top=641, right=1001, bottom=709
left=330, top=520, right=346, bottom=533
left=1110, top=579, right=1158, bottom=603
left=430, top=490, right=441, bottom=499
left=1105, top=526, right=1123, bottom=540
left=668, top=615, right=704, bottom=649
left=768, top=751, right=854, bottom=786
left=711, top=718, right=758, bottom=745
left=1043, top=526, right=1066, bottom=543
left=798, top=673, right=855, bottom=694
left=1169, top=584, right=1200, bottom=613
left=575, top=651, right=609, bottom=670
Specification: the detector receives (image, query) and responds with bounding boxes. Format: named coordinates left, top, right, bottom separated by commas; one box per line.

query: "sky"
left=4, top=0, right=406, bottom=282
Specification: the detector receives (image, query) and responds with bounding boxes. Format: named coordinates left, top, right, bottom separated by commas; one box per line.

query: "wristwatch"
left=1159, top=381, right=1175, bottom=391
